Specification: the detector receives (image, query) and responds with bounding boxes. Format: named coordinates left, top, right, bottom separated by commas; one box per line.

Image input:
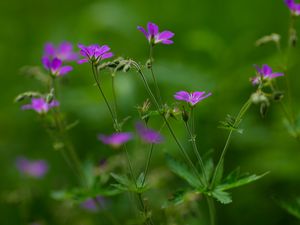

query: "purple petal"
left=51, top=58, right=62, bottom=70
left=269, top=72, right=284, bottom=79
left=100, top=52, right=113, bottom=60
left=77, top=59, right=89, bottom=64
left=137, top=26, right=149, bottom=38
left=136, top=122, right=163, bottom=144
left=98, top=132, right=133, bottom=147
left=147, top=22, right=159, bottom=36
left=49, top=100, right=60, bottom=108
left=156, top=31, right=174, bottom=41
left=44, top=43, right=55, bottom=56
left=21, top=104, right=33, bottom=110
left=261, top=64, right=272, bottom=75
left=42, top=56, right=51, bottom=70
left=97, top=45, right=110, bottom=55
left=174, top=91, right=190, bottom=102
left=161, top=39, right=174, bottom=44
left=59, top=65, right=73, bottom=76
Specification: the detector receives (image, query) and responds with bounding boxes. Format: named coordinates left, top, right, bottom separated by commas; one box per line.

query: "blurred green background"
left=1, top=0, right=300, bottom=224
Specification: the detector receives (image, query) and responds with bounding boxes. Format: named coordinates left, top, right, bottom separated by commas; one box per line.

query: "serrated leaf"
left=165, top=154, right=203, bottom=189
left=210, top=188, right=232, bottom=204
left=218, top=114, right=243, bottom=134
left=14, top=91, right=42, bottom=102
left=218, top=169, right=268, bottom=191
left=276, top=197, right=300, bottom=219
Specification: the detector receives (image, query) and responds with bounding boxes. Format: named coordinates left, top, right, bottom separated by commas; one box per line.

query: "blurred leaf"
left=111, top=173, right=148, bottom=194
left=165, top=154, right=203, bottom=190
left=217, top=168, right=268, bottom=191
left=14, top=91, right=42, bottom=102
left=276, top=197, right=300, bottom=219
left=210, top=188, right=232, bottom=204
left=218, top=114, right=243, bottom=134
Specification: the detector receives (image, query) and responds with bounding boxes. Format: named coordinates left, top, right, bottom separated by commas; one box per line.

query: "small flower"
left=81, top=196, right=105, bottom=212
left=16, top=156, right=49, bottom=178
left=21, top=98, right=59, bottom=114
left=43, top=42, right=78, bottom=61
left=136, top=122, right=163, bottom=144
left=174, top=91, right=212, bottom=106
left=77, top=44, right=113, bottom=64
left=98, top=132, right=133, bottom=148
left=284, top=0, right=300, bottom=15
left=137, top=22, right=174, bottom=45
left=251, top=64, right=284, bottom=85
left=42, top=57, right=73, bottom=76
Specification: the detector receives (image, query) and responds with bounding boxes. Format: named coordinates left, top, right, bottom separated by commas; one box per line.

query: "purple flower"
left=137, top=22, right=174, bottom=45
left=136, top=122, right=163, bottom=144
left=42, top=57, right=73, bottom=76
left=43, top=42, right=78, bottom=61
left=251, top=64, right=284, bottom=85
left=16, top=157, right=49, bottom=178
left=98, top=132, right=133, bottom=148
left=81, top=196, right=105, bottom=212
left=77, top=44, right=113, bottom=64
left=174, top=91, right=212, bottom=106
left=284, top=0, right=300, bottom=15
left=21, top=98, right=59, bottom=114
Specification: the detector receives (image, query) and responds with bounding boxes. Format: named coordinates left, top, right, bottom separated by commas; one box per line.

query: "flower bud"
left=182, top=107, right=189, bottom=122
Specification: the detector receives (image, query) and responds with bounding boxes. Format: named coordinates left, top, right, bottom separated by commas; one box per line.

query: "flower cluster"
left=77, top=44, right=113, bottom=64
left=138, top=22, right=174, bottom=45
left=251, top=64, right=284, bottom=85
left=42, top=42, right=76, bottom=77
left=16, top=156, right=49, bottom=178
left=174, top=91, right=212, bottom=106
left=21, top=98, right=59, bottom=114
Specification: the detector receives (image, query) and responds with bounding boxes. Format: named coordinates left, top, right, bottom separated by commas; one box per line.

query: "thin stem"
left=206, top=197, right=216, bottom=225
left=149, top=45, right=163, bottom=104
left=210, top=98, right=252, bottom=189
left=184, top=121, right=208, bottom=185
left=111, top=74, right=118, bottom=120
left=92, top=64, right=119, bottom=131
left=141, top=144, right=154, bottom=186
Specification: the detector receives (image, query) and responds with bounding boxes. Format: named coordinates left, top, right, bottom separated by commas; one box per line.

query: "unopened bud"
left=182, top=108, right=189, bottom=122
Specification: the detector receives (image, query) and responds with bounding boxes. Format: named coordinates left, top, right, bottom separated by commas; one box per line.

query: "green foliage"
left=218, top=114, right=243, bottom=134
left=276, top=197, right=300, bottom=219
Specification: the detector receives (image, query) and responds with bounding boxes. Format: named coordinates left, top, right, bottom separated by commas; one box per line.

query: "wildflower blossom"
left=21, top=98, right=59, bottom=114
left=251, top=64, right=284, bottom=85
left=42, top=57, right=73, bottom=76
left=284, top=0, right=300, bottom=15
left=16, top=157, right=48, bottom=178
left=136, top=122, right=163, bottom=144
left=98, top=132, right=133, bottom=148
left=43, top=42, right=78, bottom=61
left=81, top=196, right=105, bottom=212
left=174, top=91, right=212, bottom=106
left=137, top=22, right=174, bottom=45
left=77, top=44, right=113, bottom=64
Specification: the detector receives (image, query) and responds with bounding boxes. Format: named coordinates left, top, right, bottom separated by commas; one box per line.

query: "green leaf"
left=210, top=188, right=232, bottom=204
left=165, top=154, right=203, bottom=189
left=218, top=114, right=243, bottom=134
left=211, top=160, right=224, bottom=189
left=218, top=168, right=268, bottom=191
left=276, top=197, right=300, bottom=219
left=162, top=189, right=200, bottom=208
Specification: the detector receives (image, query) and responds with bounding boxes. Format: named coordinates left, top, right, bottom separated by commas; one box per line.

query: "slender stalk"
left=141, top=144, right=154, bottom=186
left=111, top=74, right=118, bottom=120
left=206, top=197, right=216, bottom=225
left=210, top=98, right=252, bottom=188
left=184, top=121, right=208, bottom=185
left=149, top=45, right=163, bottom=104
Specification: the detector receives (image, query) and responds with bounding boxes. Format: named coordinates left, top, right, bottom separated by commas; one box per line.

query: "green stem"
left=206, top=197, right=216, bottom=225
left=141, top=144, right=154, bottom=186
left=210, top=98, right=252, bottom=189
left=149, top=45, right=163, bottom=104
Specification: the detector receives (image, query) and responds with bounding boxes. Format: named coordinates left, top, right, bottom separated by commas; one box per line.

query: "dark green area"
left=1, top=0, right=300, bottom=224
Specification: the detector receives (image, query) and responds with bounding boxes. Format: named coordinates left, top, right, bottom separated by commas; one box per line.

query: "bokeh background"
left=1, top=0, right=300, bottom=224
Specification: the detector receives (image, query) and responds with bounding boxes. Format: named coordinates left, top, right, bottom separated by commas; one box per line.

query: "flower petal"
left=51, top=58, right=62, bottom=70
left=42, top=56, right=51, bottom=70
left=137, top=26, right=149, bottom=38
left=147, top=22, right=159, bottom=36
left=59, top=66, right=73, bottom=76
left=77, top=59, right=89, bottom=64
left=174, top=91, right=190, bottom=102
left=100, top=52, right=113, bottom=60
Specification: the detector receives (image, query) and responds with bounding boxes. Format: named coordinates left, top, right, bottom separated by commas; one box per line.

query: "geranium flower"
left=42, top=57, right=73, bottom=76
left=98, top=132, right=133, bottom=148
left=21, top=98, right=59, bottom=114
left=43, top=42, right=78, bottom=61
left=81, top=196, right=105, bottom=212
left=251, top=64, right=284, bottom=85
left=136, top=122, right=163, bottom=144
left=77, top=44, right=113, bottom=64
left=174, top=91, right=212, bottom=106
left=16, top=156, right=49, bottom=178
left=137, top=22, right=174, bottom=45
left=284, top=0, right=300, bottom=15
